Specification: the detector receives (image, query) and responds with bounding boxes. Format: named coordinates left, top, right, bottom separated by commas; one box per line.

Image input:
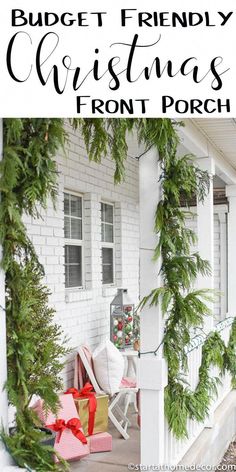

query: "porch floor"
left=70, top=408, right=140, bottom=471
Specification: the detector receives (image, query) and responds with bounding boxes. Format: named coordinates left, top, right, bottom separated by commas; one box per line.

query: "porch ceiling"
left=191, top=119, right=236, bottom=171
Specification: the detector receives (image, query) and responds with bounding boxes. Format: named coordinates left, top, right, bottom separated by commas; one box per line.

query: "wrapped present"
left=32, top=393, right=90, bottom=462
left=65, top=384, right=108, bottom=436
left=89, top=432, right=112, bottom=453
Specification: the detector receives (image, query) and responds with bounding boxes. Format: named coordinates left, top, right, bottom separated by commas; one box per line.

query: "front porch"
left=70, top=409, right=139, bottom=472
left=68, top=389, right=236, bottom=472
left=69, top=319, right=236, bottom=472
left=1, top=118, right=236, bottom=470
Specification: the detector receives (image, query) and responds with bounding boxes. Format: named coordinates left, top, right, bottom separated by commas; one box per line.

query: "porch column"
left=225, top=185, right=236, bottom=316
left=196, top=157, right=215, bottom=333
left=139, top=150, right=168, bottom=465
left=0, top=120, right=13, bottom=467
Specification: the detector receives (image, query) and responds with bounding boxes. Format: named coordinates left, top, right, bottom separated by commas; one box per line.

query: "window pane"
left=64, top=193, right=70, bottom=215
left=67, top=265, right=82, bottom=288
left=65, top=245, right=81, bottom=264
left=101, top=203, right=106, bottom=223
left=105, top=204, right=113, bottom=224
left=102, top=247, right=113, bottom=264
left=64, top=216, right=70, bottom=238
left=65, top=245, right=82, bottom=288
left=65, top=265, right=70, bottom=288
left=71, top=218, right=82, bottom=240
left=105, top=224, right=113, bottom=243
left=102, top=247, right=113, bottom=284
left=71, top=195, right=82, bottom=218
left=101, top=203, right=113, bottom=224
left=101, top=223, right=106, bottom=242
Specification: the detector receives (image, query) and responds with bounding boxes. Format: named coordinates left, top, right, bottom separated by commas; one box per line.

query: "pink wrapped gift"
left=89, top=432, right=112, bottom=453
left=32, top=394, right=90, bottom=462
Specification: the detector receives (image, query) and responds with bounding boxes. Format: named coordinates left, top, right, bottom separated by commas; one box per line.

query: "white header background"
left=0, top=0, right=235, bottom=117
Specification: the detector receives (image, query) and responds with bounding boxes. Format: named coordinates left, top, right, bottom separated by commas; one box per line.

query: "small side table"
left=122, top=349, right=138, bottom=377
left=122, top=349, right=139, bottom=416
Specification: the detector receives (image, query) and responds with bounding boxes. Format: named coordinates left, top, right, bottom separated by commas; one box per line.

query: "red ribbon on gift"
left=64, top=383, right=97, bottom=436
left=46, top=418, right=87, bottom=444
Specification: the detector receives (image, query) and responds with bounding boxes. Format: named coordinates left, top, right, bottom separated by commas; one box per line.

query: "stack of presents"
left=32, top=383, right=111, bottom=463
left=31, top=339, right=138, bottom=464
left=30, top=289, right=139, bottom=463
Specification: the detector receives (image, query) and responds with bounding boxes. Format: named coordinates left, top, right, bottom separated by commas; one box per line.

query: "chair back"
left=77, top=345, right=104, bottom=394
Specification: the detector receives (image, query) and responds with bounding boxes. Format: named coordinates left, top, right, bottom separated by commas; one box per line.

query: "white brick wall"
left=23, top=124, right=140, bottom=387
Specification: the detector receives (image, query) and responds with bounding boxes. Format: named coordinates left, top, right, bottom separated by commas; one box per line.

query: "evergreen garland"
left=223, top=319, right=236, bottom=388
left=0, top=119, right=70, bottom=470
left=140, top=145, right=236, bottom=439
left=0, top=118, right=235, bottom=465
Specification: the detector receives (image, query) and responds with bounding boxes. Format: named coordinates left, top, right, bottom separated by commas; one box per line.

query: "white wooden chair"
left=77, top=345, right=138, bottom=440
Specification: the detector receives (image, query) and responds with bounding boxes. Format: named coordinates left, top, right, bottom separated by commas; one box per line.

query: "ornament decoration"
left=125, top=324, right=132, bottom=333
left=110, top=296, right=134, bottom=349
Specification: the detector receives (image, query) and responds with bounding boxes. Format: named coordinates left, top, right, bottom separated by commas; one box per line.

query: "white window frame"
left=64, top=191, right=84, bottom=290
left=101, top=201, right=115, bottom=286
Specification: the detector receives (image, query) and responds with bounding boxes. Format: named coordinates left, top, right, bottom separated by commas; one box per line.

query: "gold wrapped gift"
left=75, top=394, right=109, bottom=437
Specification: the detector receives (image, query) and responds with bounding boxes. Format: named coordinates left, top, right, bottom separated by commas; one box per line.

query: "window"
left=64, top=192, right=83, bottom=288
left=101, top=202, right=114, bottom=285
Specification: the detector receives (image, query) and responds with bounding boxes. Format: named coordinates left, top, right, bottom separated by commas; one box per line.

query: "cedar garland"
left=140, top=145, right=236, bottom=439
left=0, top=119, right=70, bottom=471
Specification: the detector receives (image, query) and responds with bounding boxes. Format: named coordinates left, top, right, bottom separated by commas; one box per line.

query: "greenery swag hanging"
left=0, top=118, right=236, bottom=468
left=139, top=134, right=236, bottom=439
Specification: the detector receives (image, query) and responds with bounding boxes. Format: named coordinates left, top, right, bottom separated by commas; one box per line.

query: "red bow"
left=64, top=383, right=97, bottom=436
left=46, top=418, right=87, bottom=444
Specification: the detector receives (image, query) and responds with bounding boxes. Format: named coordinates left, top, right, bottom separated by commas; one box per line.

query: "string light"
left=138, top=337, right=165, bottom=358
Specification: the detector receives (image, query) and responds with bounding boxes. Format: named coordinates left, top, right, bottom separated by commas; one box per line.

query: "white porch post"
left=0, top=120, right=14, bottom=467
left=225, top=185, right=236, bottom=316
left=196, top=157, right=215, bottom=333
left=138, top=150, right=168, bottom=465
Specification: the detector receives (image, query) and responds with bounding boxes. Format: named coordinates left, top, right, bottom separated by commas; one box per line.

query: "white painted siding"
left=23, top=124, right=140, bottom=386
left=214, top=213, right=221, bottom=322
left=214, top=207, right=228, bottom=323
left=185, top=207, right=228, bottom=323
